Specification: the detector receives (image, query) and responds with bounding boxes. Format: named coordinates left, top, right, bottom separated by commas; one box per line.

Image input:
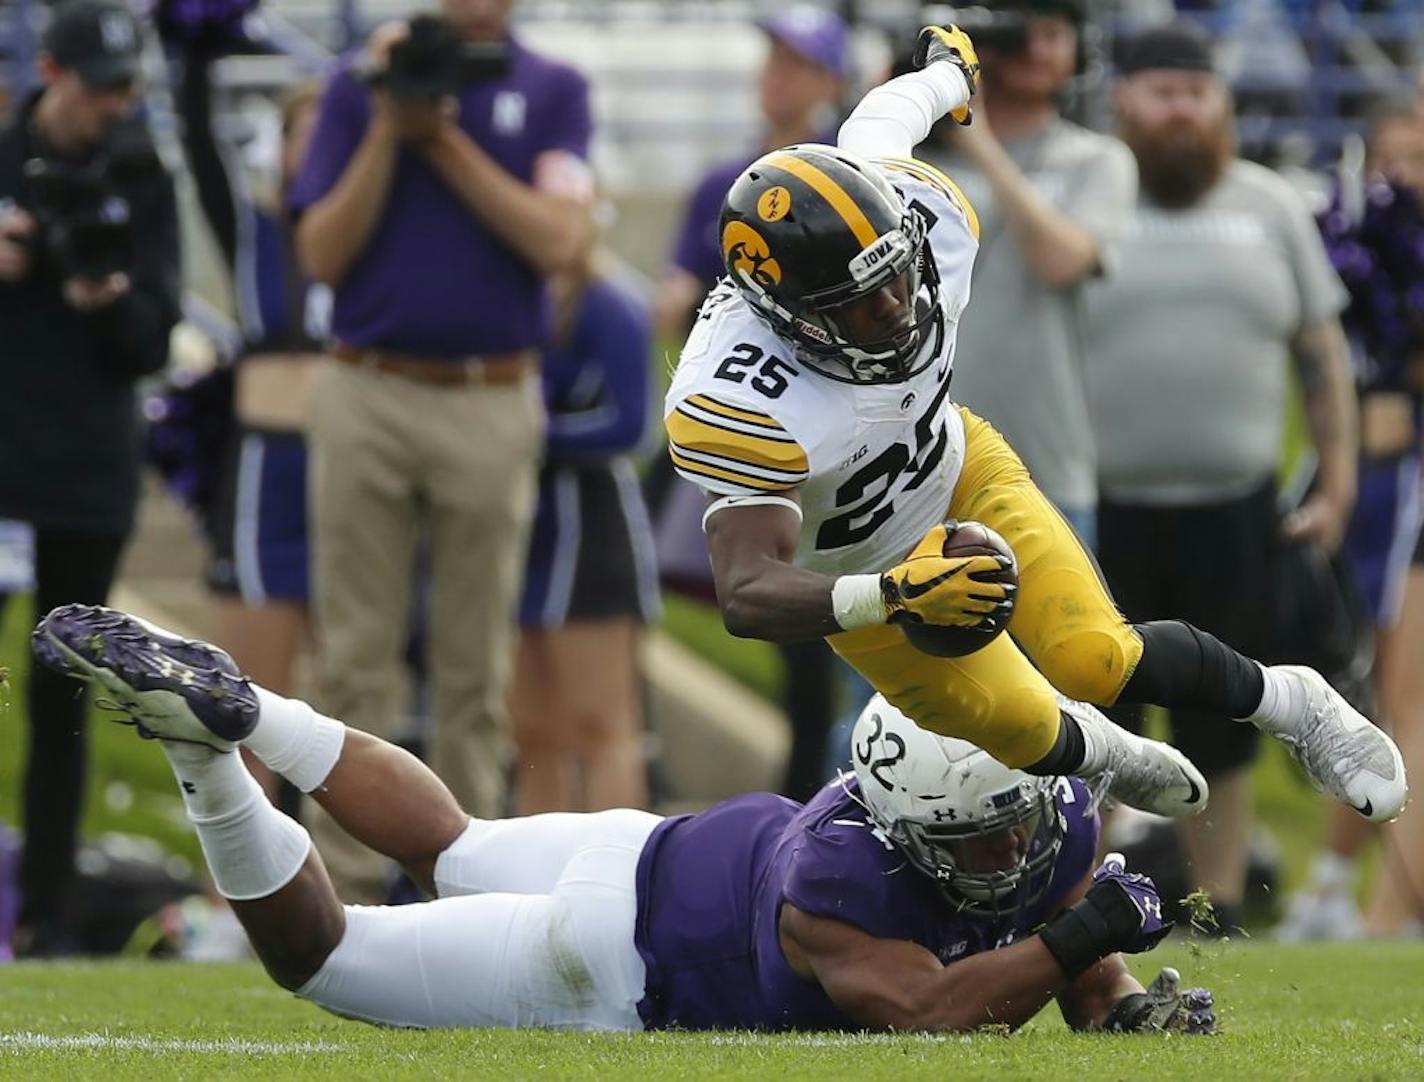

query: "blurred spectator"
left=289, top=0, right=594, bottom=901
left=652, top=4, right=847, bottom=339
left=174, top=42, right=327, bottom=804
left=0, top=0, right=180, bottom=955
left=1363, top=529, right=1424, bottom=936
left=651, top=4, right=850, bottom=803
left=1277, top=105, right=1424, bottom=941
left=1085, top=24, right=1356, bottom=935
left=920, top=0, right=1136, bottom=546
left=511, top=236, right=659, bottom=813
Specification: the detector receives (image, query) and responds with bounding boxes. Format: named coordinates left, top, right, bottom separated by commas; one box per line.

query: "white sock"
left=244, top=686, right=346, bottom=793
left=1247, top=664, right=1307, bottom=731
left=162, top=741, right=262, bottom=820
left=1071, top=703, right=1138, bottom=775
left=161, top=743, right=311, bottom=901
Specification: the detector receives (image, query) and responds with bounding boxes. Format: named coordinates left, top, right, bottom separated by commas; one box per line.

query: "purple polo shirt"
left=669, top=156, right=752, bottom=286
left=632, top=776, right=1099, bottom=1031
left=288, top=38, right=591, bottom=357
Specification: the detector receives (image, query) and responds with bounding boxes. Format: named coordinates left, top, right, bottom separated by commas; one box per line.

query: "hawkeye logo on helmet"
left=722, top=221, right=783, bottom=288
left=757, top=186, right=792, bottom=223
left=848, top=230, right=912, bottom=286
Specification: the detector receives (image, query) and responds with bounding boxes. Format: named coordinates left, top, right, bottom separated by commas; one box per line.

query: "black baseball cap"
left=42, top=0, right=144, bottom=89
left=1119, top=23, right=1215, bottom=76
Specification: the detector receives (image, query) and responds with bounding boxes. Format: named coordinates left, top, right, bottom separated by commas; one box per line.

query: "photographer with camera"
left=289, top=0, right=594, bottom=902
left=919, top=0, right=1136, bottom=548
left=0, top=0, right=180, bottom=955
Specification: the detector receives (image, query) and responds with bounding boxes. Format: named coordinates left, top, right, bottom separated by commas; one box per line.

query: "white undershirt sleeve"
left=837, top=64, right=971, bottom=160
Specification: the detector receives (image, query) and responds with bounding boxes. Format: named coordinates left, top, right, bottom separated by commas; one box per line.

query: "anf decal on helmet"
left=722, top=221, right=783, bottom=290
left=757, top=186, right=792, bottom=223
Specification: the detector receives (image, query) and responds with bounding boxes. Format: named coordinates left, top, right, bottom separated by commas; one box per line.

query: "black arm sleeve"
left=84, top=168, right=182, bottom=377
left=177, top=49, right=238, bottom=269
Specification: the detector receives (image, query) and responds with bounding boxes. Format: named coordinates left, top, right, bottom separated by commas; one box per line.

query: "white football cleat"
left=1254, top=666, right=1407, bottom=823
left=1061, top=697, right=1208, bottom=818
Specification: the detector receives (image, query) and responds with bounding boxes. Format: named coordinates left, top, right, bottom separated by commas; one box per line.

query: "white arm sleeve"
left=837, top=64, right=971, bottom=160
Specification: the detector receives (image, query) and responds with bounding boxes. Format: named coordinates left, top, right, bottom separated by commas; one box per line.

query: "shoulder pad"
left=873, top=156, right=980, bottom=241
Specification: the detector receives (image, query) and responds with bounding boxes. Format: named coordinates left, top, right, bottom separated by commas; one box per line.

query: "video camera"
left=936, top=6, right=1032, bottom=55
left=919, top=2, right=1083, bottom=57
left=363, top=14, right=509, bottom=100
left=21, top=115, right=161, bottom=280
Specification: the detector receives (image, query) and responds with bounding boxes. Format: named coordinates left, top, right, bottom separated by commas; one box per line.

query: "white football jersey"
left=665, top=158, right=979, bottom=577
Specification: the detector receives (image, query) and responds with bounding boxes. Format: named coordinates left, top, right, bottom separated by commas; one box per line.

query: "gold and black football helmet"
left=718, top=143, right=942, bottom=384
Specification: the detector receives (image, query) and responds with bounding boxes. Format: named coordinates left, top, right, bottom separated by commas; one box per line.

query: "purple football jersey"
left=633, top=776, right=1099, bottom=1031
left=288, top=38, right=591, bottom=357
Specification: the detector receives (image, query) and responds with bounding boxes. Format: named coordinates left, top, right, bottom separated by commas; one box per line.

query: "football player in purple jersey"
left=34, top=603, right=1214, bottom=1035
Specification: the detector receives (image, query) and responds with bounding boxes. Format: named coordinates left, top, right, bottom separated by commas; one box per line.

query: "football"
left=900, top=519, right=1019, bottom=658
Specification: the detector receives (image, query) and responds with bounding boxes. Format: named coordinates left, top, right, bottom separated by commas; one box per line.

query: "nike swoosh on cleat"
left=1353, top=799, right=1373, bottom=818
left=900, top=564, right=966, bottom=600
left=1184, top=776, right=1202, bottom=804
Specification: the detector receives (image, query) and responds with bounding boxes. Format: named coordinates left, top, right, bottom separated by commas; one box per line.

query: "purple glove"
left=1106, top=967, right=1218, bottom=1035
left=1039, top=852, right=1172, bottom=978
left=1090, top=852, right=1172, bottom=954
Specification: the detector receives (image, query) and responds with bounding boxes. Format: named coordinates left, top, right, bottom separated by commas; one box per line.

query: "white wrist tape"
left=702, top=494, right=803, bottom=531
left=832, top=573, right=888, bottom=631
left=838, top=65, right=970, bottom=158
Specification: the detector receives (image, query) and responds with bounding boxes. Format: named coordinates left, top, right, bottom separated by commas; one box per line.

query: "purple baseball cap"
left=759, top=4, right=849, bottom=79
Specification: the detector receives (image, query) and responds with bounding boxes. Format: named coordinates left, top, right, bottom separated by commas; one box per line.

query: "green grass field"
left=1, top=941, right=1421, bottom=1080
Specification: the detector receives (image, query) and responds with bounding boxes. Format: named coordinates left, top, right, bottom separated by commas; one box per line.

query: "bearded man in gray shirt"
left=922, top=0, right=1137, bottom=545
left=1084, top=25, right=1358, bottom=935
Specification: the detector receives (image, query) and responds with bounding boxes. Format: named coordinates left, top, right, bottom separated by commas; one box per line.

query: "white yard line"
left=0, top=1031, right=351, bottom=1055
left=704, top=1032, right=972, bottom=1047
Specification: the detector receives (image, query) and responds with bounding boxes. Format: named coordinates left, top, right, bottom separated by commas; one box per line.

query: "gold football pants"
left=828, top=407, right=1144, bottom=767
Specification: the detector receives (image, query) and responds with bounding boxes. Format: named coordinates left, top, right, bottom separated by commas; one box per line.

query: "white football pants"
left=297, top=808, right=662, bottom=1030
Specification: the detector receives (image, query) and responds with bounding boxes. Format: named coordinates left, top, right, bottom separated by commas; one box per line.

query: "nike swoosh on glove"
left=880, top=524, right=1017, bottom=631
left=1105, top=967, right=1218, bottom=1035
left=913, top=25, right=981, bottom=124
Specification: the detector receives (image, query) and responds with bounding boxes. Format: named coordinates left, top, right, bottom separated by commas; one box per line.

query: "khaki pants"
left=307, top=360, right=543, bottom=902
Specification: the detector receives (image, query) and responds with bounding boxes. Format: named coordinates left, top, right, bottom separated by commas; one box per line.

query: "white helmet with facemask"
left=850, top=694, right=1065, bottom=919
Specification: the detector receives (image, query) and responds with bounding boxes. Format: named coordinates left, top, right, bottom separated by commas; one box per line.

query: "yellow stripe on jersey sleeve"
left=874, top=156, right=981, bottom=241
left=668, top=449, right=797, bottom=493
left=685, top=393, right=787, bottom=430
left=666, top=406, right=810, bottom=493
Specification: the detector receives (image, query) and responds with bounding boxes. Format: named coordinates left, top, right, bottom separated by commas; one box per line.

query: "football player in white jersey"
left=664, top=26, right=1407, bottom=824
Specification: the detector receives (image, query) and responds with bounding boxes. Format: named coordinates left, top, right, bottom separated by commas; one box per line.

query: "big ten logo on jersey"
left=712, top=342, right=799, bottom=400
left=937, top=940, right=969, bottom=963
left=816, top=365, right=954, bottom=551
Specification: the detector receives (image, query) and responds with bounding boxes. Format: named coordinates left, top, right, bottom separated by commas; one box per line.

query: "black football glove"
left=1105, top=967, right=1218, bottom=1035
left=1039, top=854, right=1173, bottom=979
left=912, top=25, right=981, bottom=125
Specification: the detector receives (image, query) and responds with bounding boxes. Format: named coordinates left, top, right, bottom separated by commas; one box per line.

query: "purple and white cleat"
left=33, top=604, right=257, bottom=751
